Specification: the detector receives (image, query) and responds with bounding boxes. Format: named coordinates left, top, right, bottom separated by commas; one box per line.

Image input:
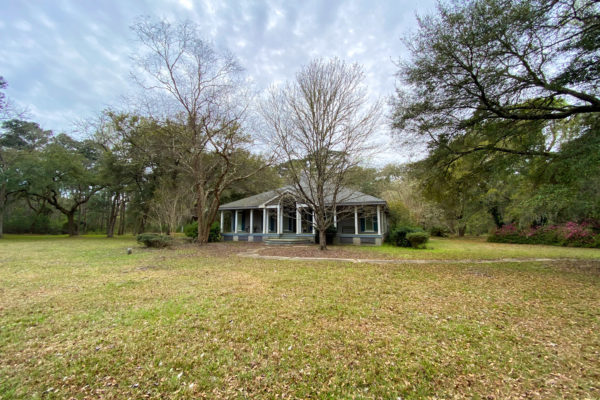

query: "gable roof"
left=218, top=186, right=386, bottom=210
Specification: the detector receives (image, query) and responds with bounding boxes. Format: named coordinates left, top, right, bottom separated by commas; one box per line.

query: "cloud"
left=1, top=0, right=436, bottom=164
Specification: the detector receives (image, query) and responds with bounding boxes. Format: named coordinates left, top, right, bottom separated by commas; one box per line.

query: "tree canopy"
left=392, top=0, right=600, bottom=159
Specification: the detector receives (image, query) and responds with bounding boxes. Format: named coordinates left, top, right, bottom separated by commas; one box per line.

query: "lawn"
left=1, top=235, right=599, bottom=399
left=361, top=236, right=600, bottom=260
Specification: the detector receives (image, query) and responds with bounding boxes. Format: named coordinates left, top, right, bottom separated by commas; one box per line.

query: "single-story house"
left=218, top=186, right=388, bottom=245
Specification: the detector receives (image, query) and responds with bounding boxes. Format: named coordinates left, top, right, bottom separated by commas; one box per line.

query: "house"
left=218, top=186, right=388, bottom=245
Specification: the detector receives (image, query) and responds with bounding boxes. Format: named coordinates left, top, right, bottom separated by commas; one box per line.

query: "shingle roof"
left=218, top=186, right=386, bottom=210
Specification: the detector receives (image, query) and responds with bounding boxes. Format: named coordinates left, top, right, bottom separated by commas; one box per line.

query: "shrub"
left=389, top=226, right=424, bottom=247
left=184, top=221, right=198, bottom=239
left=208, top=222, right=221, bottom=243
left=488, top=221, right=599, bottom=248
left=429, top=226, right=448, bottom=237
left=183, top=221, right=221, bottom=242
left=136, top=233, right=172, bottom=248
left=406, top=231, right=429, bottom=248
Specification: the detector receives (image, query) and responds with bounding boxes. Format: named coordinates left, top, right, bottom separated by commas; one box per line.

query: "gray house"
left=218, top=187, right=388, bottom=245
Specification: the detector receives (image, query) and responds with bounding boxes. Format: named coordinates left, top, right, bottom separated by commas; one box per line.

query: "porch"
left=219, top=203, right=387, bottom=246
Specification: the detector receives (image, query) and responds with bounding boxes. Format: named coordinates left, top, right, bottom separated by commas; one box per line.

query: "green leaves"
left=394, top=0, right=600, bottom=146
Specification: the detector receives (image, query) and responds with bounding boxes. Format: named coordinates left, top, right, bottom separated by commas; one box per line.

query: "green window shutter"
left=241, top=213, right=245, bottom=231
left=373, top=216, right=378, bottom=232
left=360, top=218, right=365, bottom=232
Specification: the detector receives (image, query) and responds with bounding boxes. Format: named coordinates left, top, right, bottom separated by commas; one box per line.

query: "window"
left=360, top=215, right=378, bottom=233
left=364, top=216, right=374, bottom=232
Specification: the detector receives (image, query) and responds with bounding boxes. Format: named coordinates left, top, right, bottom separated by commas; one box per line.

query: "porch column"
left=234, top=210, right=238, bottom=233
left=376, top=205, right=381, bottom=235
left=277, top=204, right=282, bottom=234
left=354, top=206, right=358, bottom=235
left=220, top=211, right=224, bottom=233
left=311, top=210, right=315, bottom=234
left=263, top=209, right=267, bottom=234
left=296, top=207, right=302, bottom=234
left=333, top=208, right=337, bottom=228
left=249, top=209, right=254, bottom=234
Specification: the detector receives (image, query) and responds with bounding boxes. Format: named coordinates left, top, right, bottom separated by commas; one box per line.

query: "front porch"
left=219, top=204, right=387, bottom=246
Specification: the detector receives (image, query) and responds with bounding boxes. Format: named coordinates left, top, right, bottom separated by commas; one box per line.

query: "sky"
left=1, top=0, right=437, bottom=165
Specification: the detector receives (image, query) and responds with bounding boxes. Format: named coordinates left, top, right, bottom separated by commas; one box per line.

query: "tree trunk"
left=80, top=202, right=87, bottom=234
left=195, top=190, right=214, bottom=245
left=117, top=197, right=126, bottom=235
left=139, top=214, right=147, bottom=234
left=319, top=229, right=327, bottom=250
left=489, top=206, right=504, bottom=228
left=0, top=209, right=3, bottom=239
left=458, top=224, right=467, bottom=237
left=106, top=193, right=119, bottom=238
left=66, top=212, right=77, bottom=236
left=196, top=201, right=209, bottom=245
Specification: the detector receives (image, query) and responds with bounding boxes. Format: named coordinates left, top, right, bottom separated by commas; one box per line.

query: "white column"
left=234, top=210, right=238, bottom=233
left=263, top=209, right=267, bottom=234
left=311, top=210, right=315, bottom=234
left=354, top=206, right=358, bottom=235
left=220, top=211, right=224, bottom=233
left=296, top=207, right=302, bottom=234
left=376, top=205, right=381, bottom=235
left=250, top=209, right=254, bottom=234
left=333, top=208, right=337, bottom=228
left=277, top=204, right=281, bottom=234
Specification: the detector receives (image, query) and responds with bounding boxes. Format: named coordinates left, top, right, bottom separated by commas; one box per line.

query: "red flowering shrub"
left=488, top=222, right=599, bottom=248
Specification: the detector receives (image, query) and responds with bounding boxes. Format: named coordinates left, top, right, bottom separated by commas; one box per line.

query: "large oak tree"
left=392, top=0, right=599, bottom=160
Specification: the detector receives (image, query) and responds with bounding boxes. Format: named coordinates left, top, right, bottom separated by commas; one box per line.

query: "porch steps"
left=264, top=235, right=313, bottom=245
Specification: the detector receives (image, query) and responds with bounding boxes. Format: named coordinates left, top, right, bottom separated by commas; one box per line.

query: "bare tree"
left=149, top=178, right=194, bottom=235
left=261, top=58, right=381, bottom=250
left=131, top=18, right=261, bottom=244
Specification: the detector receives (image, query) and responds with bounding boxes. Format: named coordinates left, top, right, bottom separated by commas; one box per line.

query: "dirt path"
left=237, top=246, right=588, bottom=264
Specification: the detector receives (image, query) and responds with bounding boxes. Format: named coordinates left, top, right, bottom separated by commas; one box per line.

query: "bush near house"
left=183, top=221, right=198, bottom=239
left=136, top=233, right=173, bottom=248
left=488, top=222, right=600, bottom=248
left=406, top=231, right=430, bottom=248
left=183, top=221, right=222, bottom=242
left=389, top=226, right=429, bottom=248
left=429, top=226, right=449, bottom=237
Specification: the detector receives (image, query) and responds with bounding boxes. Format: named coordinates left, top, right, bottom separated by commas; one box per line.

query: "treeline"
left=1, top=112, right=598, bottom=241
left=0, top=115, right=281, bottom=238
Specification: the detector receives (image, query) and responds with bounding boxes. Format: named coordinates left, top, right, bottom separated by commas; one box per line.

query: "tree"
left=148, top=175, right=195, bottom=235
left=261, top=58, right=381, bottom=250
left=507, top=114, right=600, bottom=225
left=392, top=0, right=600, bottom=160
left=23, top=134, right=105, bottom=236
left=131, top=18, right=261, bottom=244
left=95, top=112, right=167, bottom=237
left=0, top=119, right=52, bottom=238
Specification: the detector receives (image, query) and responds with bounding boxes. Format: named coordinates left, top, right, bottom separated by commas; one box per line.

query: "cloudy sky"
left=1, top=0, right=437, bottom=164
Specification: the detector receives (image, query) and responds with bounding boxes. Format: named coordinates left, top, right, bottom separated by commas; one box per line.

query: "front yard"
left=1, top=235, right=599, bottom=399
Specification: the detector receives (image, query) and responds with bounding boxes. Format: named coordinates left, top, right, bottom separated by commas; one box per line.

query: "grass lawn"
left=359, top=236, right=600, bottom=260
left=1, top=235, right=599, bottom=399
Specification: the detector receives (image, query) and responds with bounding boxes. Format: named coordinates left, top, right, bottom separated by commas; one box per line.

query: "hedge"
left=488, top=222, right=600, bottom=248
